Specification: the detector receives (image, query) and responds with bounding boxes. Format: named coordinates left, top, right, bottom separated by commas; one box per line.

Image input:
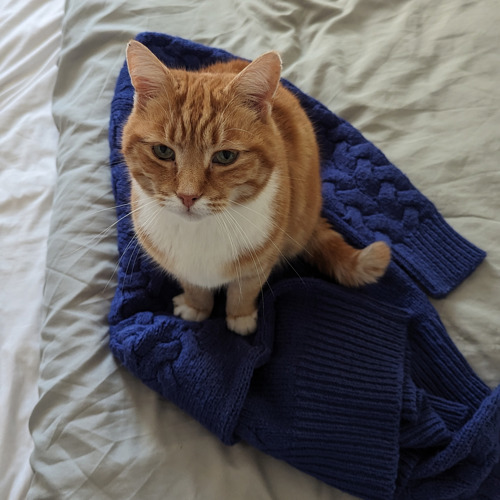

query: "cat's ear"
left=227, top=51, right=282, bottom=121
left=126, top=40, right=175, bottom=109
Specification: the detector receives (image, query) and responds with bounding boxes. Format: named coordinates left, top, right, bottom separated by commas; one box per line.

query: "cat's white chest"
left=146, top=213, right=234, bottom=287
left=133, top=176, right=277, bottom=288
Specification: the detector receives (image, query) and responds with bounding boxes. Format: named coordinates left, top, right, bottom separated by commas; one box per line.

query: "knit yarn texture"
left=108, top=32, right=500, bottom=500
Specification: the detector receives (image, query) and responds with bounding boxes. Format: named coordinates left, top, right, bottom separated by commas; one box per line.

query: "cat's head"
left=122, top=40, right=283, bottom=220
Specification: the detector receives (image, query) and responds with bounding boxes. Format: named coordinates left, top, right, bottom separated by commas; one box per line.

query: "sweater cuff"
left=237, top=279, right=410, bottom=500
left=391, top=212, right=486, bottom=298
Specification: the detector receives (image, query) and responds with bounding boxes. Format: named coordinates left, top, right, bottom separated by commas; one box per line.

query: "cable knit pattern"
left=108, top=33, right=500, bottom=500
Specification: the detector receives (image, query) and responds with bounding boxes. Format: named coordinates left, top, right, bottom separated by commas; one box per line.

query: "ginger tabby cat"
left=121, top=40, right=391, bottom=335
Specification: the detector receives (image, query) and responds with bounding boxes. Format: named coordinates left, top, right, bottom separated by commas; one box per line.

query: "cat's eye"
left=152, top=144, right=175, bottom=161
left=212, top=150, right=238, bottom=165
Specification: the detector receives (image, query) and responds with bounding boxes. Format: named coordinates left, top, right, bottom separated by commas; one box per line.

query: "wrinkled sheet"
left=28, top=0, right=500, bottom=499
left=0, top=1, right=63, bottom=499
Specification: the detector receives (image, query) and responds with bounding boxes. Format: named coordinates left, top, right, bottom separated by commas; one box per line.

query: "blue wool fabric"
left=108, top=33, right=500, bottom=500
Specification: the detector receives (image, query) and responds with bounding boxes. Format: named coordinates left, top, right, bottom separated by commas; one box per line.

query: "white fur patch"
left=226, top=310, right=258, bottom=336
left=133, top=171, right=278, bottom=288
left=172, top=293, right=211, bottom=321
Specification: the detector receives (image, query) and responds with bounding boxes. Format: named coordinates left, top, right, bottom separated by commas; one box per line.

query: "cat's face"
left=122, top=42, right=283, bottom=221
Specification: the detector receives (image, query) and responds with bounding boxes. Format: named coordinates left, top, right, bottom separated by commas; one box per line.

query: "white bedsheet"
left=0, top=1, right=63, bottom=498
left=2, top=0, right=498, bottom=498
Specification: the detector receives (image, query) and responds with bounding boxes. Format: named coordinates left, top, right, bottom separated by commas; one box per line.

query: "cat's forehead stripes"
left=164, top=73, right=249, bottom=148
left=164, top=72, right=228, bottom=148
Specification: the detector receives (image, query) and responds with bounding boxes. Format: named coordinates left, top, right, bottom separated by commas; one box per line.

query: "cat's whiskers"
left=224, top=127, right=255, bottom=137
left=221, top=209, right=272, bottom=307
left=208, top=201, right=228, bottom=214
left=62, top=197, right=155, bottom=258
left=102, top=232, right=138, bottom=293
left=103, top=203, right=163, bottom=292
left=124, top=226, right=149, bottom=284
left=228, top=198, right=313, bottom=259
left=214, top=213, right=243, bottom=300
left=223, top=210, right=267, bottom=282
left=125, top=207, right=163, bottom=288
left=126, top=238, right=144, bottom=288
left=85, top=202, right=136, bottom=218
left=226, top=203, right=306, bottom=285
left=61, top=197, right=159, bottom=259
left=108, top=232, right=145, bottom=293
left=122, top=205, right=163, bottom=289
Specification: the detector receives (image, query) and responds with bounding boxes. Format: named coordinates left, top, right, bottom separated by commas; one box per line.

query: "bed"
left=0, top=1, right=63, bottom=498
left=2, top=0, right=499, bottom=499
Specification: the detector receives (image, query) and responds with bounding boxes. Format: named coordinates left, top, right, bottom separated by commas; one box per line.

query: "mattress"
left=2, top=0, right=498, bottom=499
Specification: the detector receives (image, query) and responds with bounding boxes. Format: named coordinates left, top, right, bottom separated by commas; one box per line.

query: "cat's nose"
left=177, top=192, right=200, bottom=208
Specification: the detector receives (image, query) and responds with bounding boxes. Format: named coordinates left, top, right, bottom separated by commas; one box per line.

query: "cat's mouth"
left=160, top=196, right=216, bottom=221
left=180, top=209, right=203, bottom=220
left=165, top=204, right=207, bottom=221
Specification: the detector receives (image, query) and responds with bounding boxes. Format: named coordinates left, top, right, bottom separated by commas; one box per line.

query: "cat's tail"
left=304, top=217, right=391, bottom=287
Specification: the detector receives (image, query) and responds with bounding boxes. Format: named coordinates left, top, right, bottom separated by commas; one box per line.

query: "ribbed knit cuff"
left=397, top=386, right=500, bottom=499
left=392, top=212, right=486, bottom=298
left=237, top=279, right=410, bottom=500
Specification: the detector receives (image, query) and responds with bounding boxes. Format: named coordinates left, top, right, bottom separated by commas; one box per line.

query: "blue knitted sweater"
left=108, top=33, right=500, bottom=500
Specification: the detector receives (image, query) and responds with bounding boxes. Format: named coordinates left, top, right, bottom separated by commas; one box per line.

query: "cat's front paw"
left=226, top=310, right=258, bottom=336
left=173, top=293, right=211, bottom=322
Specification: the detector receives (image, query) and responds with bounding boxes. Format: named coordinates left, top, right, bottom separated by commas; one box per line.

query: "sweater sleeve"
left=291, top=93, right=486, bottom=298
left=388, top=210, right=486, bottom=298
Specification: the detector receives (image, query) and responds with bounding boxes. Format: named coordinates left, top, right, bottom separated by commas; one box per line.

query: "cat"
left=121, top=40, right=391, bottom=335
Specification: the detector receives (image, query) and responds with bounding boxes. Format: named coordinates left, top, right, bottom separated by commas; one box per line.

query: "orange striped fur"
left=122, top=41, right=390, bottom=335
